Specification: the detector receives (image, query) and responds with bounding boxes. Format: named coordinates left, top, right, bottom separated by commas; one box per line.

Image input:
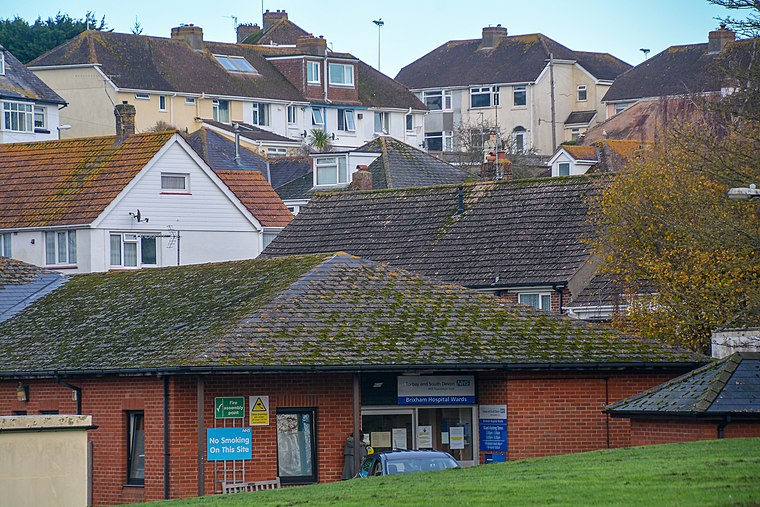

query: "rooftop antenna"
left=640, top=48, right=650, bottom=60
left=225, top=15, right=238, bottom=34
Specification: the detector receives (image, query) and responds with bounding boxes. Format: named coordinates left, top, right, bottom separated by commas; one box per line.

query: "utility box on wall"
left=0, top=415, right=93, bottom=507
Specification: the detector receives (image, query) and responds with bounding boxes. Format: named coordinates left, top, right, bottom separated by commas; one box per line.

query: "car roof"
left=378, top=450, right=455, bottom=460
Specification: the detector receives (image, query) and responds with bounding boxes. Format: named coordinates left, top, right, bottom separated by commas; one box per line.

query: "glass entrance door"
left=418, top=407, right=475, bottom=465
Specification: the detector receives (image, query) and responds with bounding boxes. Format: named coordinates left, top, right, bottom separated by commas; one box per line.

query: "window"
left=45, top=230, right=76, bottom=266
left=558, top=162, right=570, bottom=176
left=34, top=106, right=46, bottom=129
left=406, top=113, right=413, bottom=132
left=212, top=99, right=230, bottom=124
left=519, top=292, right=552, bottom=311
left=424, top=131, right=453, bottom=152
left=185, top=97, right=196, bottom=105
left=615, top=102, right=631, bottom=115
left=161, top=173, right=189, bottom=193
left=277, top=409, right=317, bottom=485
left=470, top=87, right=492, bottom=108
left=252, top=102, right=269, bottom=126
left=3, top=102, right=33, bottom=132
left=214, top=55, right=257, bottom=73
left=374, top=112, right=388, bottom=134
left=513, top=85, right=526, bottom=107
left=577, top=84, right=587, bottom=102
left=307, top=61, right=320, bottom=84
left=159, top=95, right=167, bottom=111
left=287, top=105, right=297, bottom=125
left=513, top=126, right=526, bottom=153
left=135, top=93, right=150, bottom=100
left=127, top=412, right=145, bottom=485
left=268, top=147, right=287, bottom=158
left=338, top=109, right=355, bottom=131
left=328, top=63, right=354, bottom=86
left=423, top=90, right=451, bottom=110
left=315, top=156, right=348, bottom=185
left=311, top=107, right=324, bottom=127
left=110, top=234, right=157, bottom=268
left=571, top=128, right=581, bottom=141
left=1, top=233, right=11, bottom=257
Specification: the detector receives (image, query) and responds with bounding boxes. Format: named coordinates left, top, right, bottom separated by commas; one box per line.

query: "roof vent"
left=480, top=25, right=508, bottom=49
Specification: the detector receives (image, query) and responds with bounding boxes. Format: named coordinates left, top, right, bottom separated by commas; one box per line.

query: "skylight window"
left=214, top=55, right=258, bottom=73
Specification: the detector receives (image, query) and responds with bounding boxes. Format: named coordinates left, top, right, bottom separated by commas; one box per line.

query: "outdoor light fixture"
left=373, top=19, right=384, bottom=71
left=16, top=383, right=28, bottom=402
left=728, top=183, right=759, bottom=200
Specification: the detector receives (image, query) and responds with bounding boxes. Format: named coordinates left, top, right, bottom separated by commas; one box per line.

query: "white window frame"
left=161, top=173, right=190, bottom=193
left=252, top=102, right=269, bottom=126
left=513, top=85, right=527, bottom=107
left=159, top=95, right=167, bottom=112
left=214, top=55, right=257, bottom=73
left=307, top=61, right=320, bottom=84
left=571, top=128, right=581, bottom=141
left=577, top=84, right=587, bottom=102
left=34, top=106, right=46, bottom=130
left=1, top=232, right=11, bottom=257
left=2, top=101, right=33, bottom=132
left=287, top=105, right=297, bottom=125
left=614, top=102, right=631, bottom=115
left=513, top=126, right=526, bottom=153
left=328, top=63, right=354, bottom=87
left=374, top=111, right=389, bottom=134
left=311, top=107, right=324, bottom=127
left=518, top=292, right=552, bottom=311
left=338, top=109, right=356, bottom=132
left=212, top=99, right=230, bottom=124
left=135, top=93, right=150, bottom=100
left=314, top=155, right=349, bottom=186
left=184, top=97, right=196, bottom=105
left=558, top=162, right=570, bottom=176
left=406, top=113, right=413, bottom=132
left=45, top=230, right=77, bottom=266
left=110, top=233, right=158, bottom=268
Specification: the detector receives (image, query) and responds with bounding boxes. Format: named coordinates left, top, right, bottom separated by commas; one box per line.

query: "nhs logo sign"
left=398, top=375, right=476, bottom=405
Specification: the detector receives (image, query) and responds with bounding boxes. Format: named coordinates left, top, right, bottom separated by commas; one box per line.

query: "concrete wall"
left=0, top=415, right=92, bottom=507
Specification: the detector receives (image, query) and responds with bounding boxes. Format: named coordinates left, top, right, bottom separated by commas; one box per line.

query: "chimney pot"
left=236, top=23, right=261, bottom=44
left=296, top=35, right=328, bottom=56
left=263, top=9, right=288, bottom=32
left=352, top=165, right=372, bottom=191
left=480, top=25, right=508, bottom=49
left=171, top=25, right=204, bottom=51
left=708, top=25, right=735, bottom=53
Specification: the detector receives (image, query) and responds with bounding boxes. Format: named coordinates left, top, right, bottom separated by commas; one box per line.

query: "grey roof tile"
left=0, top=258, right=67, bottom=323
left=0, top=46, right=65, bottom=104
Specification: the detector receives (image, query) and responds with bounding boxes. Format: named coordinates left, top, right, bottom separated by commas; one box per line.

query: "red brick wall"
left=497, top=286, right=572, bottom=314
left=629, top=419, right=760, bottom=446
left=477, top=370, right=678, bottom=461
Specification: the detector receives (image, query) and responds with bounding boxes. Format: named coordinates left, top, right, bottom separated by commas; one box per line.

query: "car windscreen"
left=385, top=456, right=458, bottom=474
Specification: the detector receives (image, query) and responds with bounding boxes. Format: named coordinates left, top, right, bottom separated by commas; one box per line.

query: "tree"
left=590, top=1, right=760, bottom=352
left=304, top=129, right=332, bottom=153
left=0, top=12, right=107, bottom=63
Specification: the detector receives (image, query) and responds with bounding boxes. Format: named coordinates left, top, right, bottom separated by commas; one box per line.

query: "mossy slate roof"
left=263, top=177, right=603, bottom=288
left=0, top=46, right=65, bottom=104
left=0, top=253, right=703, bottom=375
left=0, top=258, right=67, bottom=323
left=606, top=352, right=760, bottom=416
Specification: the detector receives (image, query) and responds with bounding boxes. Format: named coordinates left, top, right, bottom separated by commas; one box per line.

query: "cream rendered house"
left=396, top=26, right=631, bottom=157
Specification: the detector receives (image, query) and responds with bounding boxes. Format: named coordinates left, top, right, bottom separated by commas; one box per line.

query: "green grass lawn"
left=133, top=438, right=760, bottom=507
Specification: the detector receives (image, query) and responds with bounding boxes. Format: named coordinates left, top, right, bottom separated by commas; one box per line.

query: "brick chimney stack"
left=352, top=165, right=372, bottom=191
left=114, top=101, right=136, bottom=144
left=237, top=23, right=261, bottom=44
left=708, top=24, right=735, bottom=54
left=480, top=25, right=508, bottom=49
left=171, top=24, right=204, bottom=51
left=296, top=35, right=328, bottom=56
left=263, top=10, right=288, bottom=32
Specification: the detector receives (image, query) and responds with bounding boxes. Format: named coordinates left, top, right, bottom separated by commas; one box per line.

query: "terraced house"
left=395, top=25, right=631, bottom=157
left=29, top=10, right=426, bottom=156
left=0, top=253, right=704, bottom=505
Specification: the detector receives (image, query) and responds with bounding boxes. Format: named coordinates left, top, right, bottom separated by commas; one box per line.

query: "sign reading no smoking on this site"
left=249, top=395, right=270, bottom=426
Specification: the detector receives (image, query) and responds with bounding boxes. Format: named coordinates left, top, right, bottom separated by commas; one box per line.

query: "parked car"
left=357, top=450, right=459, bottom=477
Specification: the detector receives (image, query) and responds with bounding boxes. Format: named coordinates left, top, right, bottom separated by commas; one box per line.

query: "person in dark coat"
left=341, top=431, right=367, bottom=479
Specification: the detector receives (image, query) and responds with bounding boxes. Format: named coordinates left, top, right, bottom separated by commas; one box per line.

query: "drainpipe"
left=352, top=373, right=362, bottom=476
left=717, top=415, right=731, bottom=439
left=57, top=377, right=82, bottom=415
left=197, top=375, right=205, bottom=497
left=163, top=376, right=171, bottom=500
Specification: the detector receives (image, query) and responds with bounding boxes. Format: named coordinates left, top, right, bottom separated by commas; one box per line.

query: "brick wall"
left=497, top=286, right=572, bottom=314
left=629, top=419, right=760, bottom=445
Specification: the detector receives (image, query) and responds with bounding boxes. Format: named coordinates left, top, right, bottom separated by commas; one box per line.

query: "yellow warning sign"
left=249, top=395, right=269, bottom=426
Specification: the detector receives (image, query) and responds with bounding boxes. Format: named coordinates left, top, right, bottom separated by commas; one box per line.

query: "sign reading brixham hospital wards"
left=397, top=376, right=475, bottom=405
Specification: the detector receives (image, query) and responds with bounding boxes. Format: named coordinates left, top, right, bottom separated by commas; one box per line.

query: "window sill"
left=122, top=483, right=144, bottom=488
left=511, top=106, right=527, bottom=110
left=46, top=265, right=78, bottom=270
left=34, top=128, right=51, bottom=134
left=329, top=83, right=355, bottom=89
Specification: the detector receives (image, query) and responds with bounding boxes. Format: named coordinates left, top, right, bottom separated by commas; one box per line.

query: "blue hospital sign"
left=479, top=404, right=508, bottom=452
left=207, top=427, right=252, bottom=461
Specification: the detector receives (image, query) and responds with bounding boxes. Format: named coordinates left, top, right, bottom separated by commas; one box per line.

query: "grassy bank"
left=133, top=438, right=760, bottom=506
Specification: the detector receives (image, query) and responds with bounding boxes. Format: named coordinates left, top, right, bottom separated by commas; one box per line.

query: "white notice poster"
left=392, top=428, right=407, bottom=449
left=450, top=427, right=465, bottom=449
left=417, top=425, right=433, bottom=448
left=371, top=431, right=391, bottom=448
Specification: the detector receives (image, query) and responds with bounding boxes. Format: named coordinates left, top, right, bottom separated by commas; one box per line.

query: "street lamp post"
left=373, top=19, right=384, bottom=71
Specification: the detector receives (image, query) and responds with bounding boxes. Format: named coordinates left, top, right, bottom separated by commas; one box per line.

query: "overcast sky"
left=6, top=0, right=751, bottom=78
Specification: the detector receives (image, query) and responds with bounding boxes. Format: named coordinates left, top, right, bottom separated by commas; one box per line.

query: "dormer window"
left=315, top=155, right=348, bottom=186
left=328, top=63, right=354, bottom=87
left=214, top=55, right=258, bottom=73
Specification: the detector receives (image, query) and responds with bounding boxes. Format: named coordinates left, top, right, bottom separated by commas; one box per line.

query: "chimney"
left=296, top=35, right=328, bottom=56
left=480, top=25, right=508, bottom=49
left=351, top=165, right=372, bottom=191
left=115, top=101, right=136, bottom=144
left=708, top=24, right=735, bottom=54
left=236, top=23, right=261, bottom=44
left=171, top=24, right=203, bottom=51
left=263, top=9, right=288, bottom=32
